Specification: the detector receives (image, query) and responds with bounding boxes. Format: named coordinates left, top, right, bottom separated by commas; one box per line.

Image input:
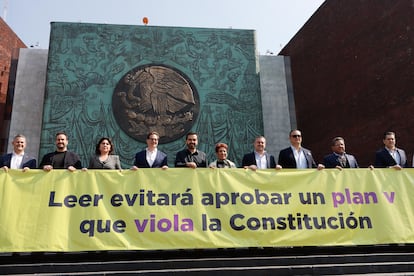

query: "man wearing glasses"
left=131, top=131, right=168, bottom=169
left=278, top=129, right=324, bottom=170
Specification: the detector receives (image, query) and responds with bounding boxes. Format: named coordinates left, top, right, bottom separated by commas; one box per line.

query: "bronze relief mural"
left=41, top=22, right=263, bottom=167
left=113, top=64, right=199, bottom=144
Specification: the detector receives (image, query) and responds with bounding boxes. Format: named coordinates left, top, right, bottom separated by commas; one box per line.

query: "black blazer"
left=374, top=147, right=407, bottom=168
left=323, top=153, right=359, bottom=168
left=134, top=150, right=168, bottom=168
left=39, top=151, right=82, bottom=169
left=278, top=147, right=317, bottom=168
left=0, top=153, right=37, bottom=169
left=241, top=152, right=276, bottom=168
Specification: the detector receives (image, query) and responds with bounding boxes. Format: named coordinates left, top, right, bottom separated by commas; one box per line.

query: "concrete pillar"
left=7, top=49, right=48, bottom=161
left=259, top=55, right=296, bottom=157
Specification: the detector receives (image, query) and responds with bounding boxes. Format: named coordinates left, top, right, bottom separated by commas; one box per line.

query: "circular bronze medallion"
left=112, top=64, right=199, bottom=144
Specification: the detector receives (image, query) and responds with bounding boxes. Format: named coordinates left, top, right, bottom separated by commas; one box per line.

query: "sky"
left=2, top=0, right=325, bottom=54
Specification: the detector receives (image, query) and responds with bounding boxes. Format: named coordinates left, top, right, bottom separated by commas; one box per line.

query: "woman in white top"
left=209, top=143, right=236, bottom=168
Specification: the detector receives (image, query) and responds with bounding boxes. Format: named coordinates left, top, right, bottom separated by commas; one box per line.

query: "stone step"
left=1, top=246, right=414, bottom=275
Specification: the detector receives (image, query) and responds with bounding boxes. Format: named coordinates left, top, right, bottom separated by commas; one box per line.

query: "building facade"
left=0, top=17, right=26, bottom=154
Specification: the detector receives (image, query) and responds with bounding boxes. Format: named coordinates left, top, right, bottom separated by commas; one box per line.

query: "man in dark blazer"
left=242, top=136, right=279, bottom=170
left=278, top=129, right=324, bottom=169
left=131, top=131, right=168, bottom=169
left=323, top=137, right=359, bottom=169
left=0, top=134, right=36, bottom=172
left=374, top=131, right=407, bottom=169
left=39, top=131, right=82, bottom=172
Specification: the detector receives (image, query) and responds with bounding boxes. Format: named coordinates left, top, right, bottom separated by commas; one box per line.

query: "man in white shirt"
left=241, top=136, right=279, bottom=170
left=131, top=131, right=168, bottom=169
left=374, top=131, right=407, bottom=169
left=278, top=129, right=324, bottom=170
left=0, top=134, right=37, bottom=172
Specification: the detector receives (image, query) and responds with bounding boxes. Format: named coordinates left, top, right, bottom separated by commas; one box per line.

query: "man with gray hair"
left=242, top=136, right=278, bottom=170
left=0, top=134, right=37, bottom=172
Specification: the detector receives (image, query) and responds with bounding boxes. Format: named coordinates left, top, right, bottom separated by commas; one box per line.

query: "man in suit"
left=323, top=137, right=359, bottom=169
left=278, top=129, right=324, bottom=170
left=374, top=131, right=407, bottom=169
left=39, top=131, right=82, bottom=172
left=242, top=136, right=279, bottom=170
left=131, top=131, right=168, bottom=169
left=0, top=134, right=36, bottom=172
left=175, top=132, right=207, bottom=168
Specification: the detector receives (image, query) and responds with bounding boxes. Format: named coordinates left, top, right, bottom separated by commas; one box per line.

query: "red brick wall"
left=0, top=17, right=26, bottom=102
left=0, top=17, right=26, bottom=153
left=279, top=0, right=414, bottom=167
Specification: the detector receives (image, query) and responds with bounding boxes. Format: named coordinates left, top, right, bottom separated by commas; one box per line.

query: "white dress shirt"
left=146, top=148, right=157, bottom=167
left=254, top=151, right=267, bottom=169
left=291, top=146, right=307, bottom=169
left=11, top=152, right=24, bottom=169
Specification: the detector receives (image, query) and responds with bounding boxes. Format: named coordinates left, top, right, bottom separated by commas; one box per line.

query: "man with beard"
left=174, top=132, right=207, bottom=168
left=39, top=131, right=82, bottom=172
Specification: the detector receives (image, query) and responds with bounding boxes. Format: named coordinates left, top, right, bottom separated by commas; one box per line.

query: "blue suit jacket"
left=134, top=150, right=168, bottom=168
left=241, top=152, right=276, bottom=168
left=374, top=147, right=407, bottom=168
left=0, top=153, right=37, bottom=169
left=278, top=147, right=317, bottom=168
left=323, top=153, right=359, bottom=168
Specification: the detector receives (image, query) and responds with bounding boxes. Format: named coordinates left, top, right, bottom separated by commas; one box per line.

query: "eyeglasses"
left=291, top=135, right=302, bottom=138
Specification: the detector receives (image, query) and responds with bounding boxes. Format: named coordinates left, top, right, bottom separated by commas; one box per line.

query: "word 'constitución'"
left=228, top=212, right=372, bottom=231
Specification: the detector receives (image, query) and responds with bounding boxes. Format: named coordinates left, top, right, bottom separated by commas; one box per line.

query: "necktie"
left=338, top=155, right=347, bottom=167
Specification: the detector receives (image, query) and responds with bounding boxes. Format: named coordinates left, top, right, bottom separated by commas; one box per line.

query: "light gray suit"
left=88, top=155, right=121, bottom=169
